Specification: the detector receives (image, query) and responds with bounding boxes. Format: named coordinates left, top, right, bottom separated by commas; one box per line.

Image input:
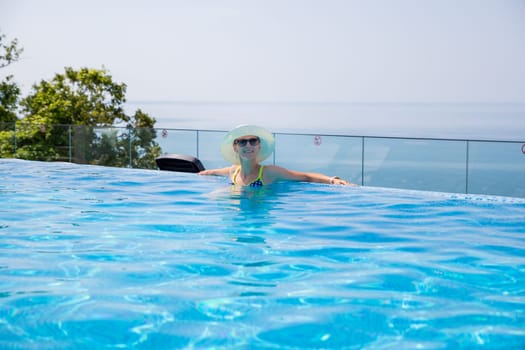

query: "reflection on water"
left=1, top=159, right=524, bottom=349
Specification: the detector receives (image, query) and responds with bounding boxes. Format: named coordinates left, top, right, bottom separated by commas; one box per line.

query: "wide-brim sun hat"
left=220, top=125, right=275, bottom=165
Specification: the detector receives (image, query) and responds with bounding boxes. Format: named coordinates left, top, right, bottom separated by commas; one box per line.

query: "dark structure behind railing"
left=1, top=123, right=524, bottom=198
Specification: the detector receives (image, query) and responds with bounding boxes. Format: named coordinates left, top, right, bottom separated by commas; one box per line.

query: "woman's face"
left=234, top=135, right=261, bottom=161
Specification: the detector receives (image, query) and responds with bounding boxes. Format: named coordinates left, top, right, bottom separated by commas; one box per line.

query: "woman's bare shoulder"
left=262, top=165, right=288, bottom=175
left=262, top=164, right=301, bottom=182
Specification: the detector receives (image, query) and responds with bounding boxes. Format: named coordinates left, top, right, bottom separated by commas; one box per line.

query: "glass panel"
left=364, top=138, right=467, bottom=193
left=130, top=127, right=161, bottom=169
left=274, top=134, right=362, bottom=184
left=49, top=125, right=72, bottom=162
left=468, top=141, right=525, bottom=197
left=5, top=123, right=523, bottom=198
left=11, top=122, right=71, bottom=162
left=71, top=125, right=93, bottom=164
left=156, top=128, right=198, bottom=158
left=0, top=122, right=15, bottom=132
left=72, top=126, right=130, bottom=167
left=197, top=130, right=227, bottom=170
left=0, top=123, right=16, bottom=158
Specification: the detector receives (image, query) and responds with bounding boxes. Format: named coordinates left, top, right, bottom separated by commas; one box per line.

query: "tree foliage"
left=20, top=67, right=129, bottom=126
left=0, top=75, right=20, bottom=126
left=0, top=32, right=23, bottom=126
left=0, top=31, right=161, bottom=168
left=0, top=32, right=23, bottom=69
left=0, top=65, right=161, bottom=168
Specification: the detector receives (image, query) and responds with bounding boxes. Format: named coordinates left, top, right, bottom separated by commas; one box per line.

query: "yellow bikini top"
left=232, top=166, right=265, bottom=187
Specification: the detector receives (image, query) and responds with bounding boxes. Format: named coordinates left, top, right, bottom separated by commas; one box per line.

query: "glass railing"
left=1, top=123, right=524, bottom=198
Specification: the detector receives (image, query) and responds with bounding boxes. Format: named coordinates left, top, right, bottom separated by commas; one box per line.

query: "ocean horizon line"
left=122, top=100, right=525, bottom=142
left=127, top=100, right=525, bottom=106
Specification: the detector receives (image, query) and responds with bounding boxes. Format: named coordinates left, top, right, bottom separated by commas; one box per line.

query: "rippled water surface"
left=1, top=159, right=524, bottom=349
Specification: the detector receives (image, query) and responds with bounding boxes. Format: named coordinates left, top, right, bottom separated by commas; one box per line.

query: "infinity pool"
left=1, top=159, right=524, bottom=349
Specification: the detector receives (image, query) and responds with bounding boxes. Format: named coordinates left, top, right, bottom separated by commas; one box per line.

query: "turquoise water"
left=1, top=159, right=524, bottom=349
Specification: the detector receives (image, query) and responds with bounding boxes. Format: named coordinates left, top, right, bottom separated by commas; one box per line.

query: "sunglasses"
left=234, top=137, right=260, bottom=147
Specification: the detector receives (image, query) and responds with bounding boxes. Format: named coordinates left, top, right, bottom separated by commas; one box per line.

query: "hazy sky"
left=1, top=0, right=525, bottom=104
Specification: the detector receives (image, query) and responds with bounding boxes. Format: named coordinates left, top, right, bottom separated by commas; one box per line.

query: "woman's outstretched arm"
left=198, top=166, right=233, bottom=177
left=264, top=165, right=355, bottom=185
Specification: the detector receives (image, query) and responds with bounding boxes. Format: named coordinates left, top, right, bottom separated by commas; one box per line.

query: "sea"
left=124, top=101, right=525, bottom=141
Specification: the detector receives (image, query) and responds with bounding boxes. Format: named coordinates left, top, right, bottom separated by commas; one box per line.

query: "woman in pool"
left=199, top=125, right=354, bottom=187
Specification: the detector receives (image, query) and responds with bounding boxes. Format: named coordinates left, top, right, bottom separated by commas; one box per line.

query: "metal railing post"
left=68, top=125, right=72, bottom=163
left=465, top=140, right=470, bottom=194
left=196, top=130, right=199, bottom=159
left=14, top=123, right=17, bottom=156
left=361, top=136, right=365, bottom=186
left=273, top=133, right=276, bottom=165
left=128, top=127, right=132, bottom=168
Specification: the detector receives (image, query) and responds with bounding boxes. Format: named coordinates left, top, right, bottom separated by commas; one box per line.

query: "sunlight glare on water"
left=0, top=159, right=524, bottom=349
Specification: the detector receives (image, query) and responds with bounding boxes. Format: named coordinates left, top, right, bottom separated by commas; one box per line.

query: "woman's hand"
left=330, top=176, right=356, bottom=186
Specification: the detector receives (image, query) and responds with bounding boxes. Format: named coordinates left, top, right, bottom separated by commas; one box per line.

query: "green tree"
left=127, top=109, right=161, bottom=169
left=2, top=66, right=160, bottom=167
left=0, top=32, right=23, bottom=128
left=0, top=33, right=23, bottom=68
left=80, top=110, right=160, bottom=168
left=20, top=67, right=129, bottom=126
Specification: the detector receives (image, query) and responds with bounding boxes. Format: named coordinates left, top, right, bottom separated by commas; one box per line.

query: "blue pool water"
left=1, top=159, right=524, bottom=349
